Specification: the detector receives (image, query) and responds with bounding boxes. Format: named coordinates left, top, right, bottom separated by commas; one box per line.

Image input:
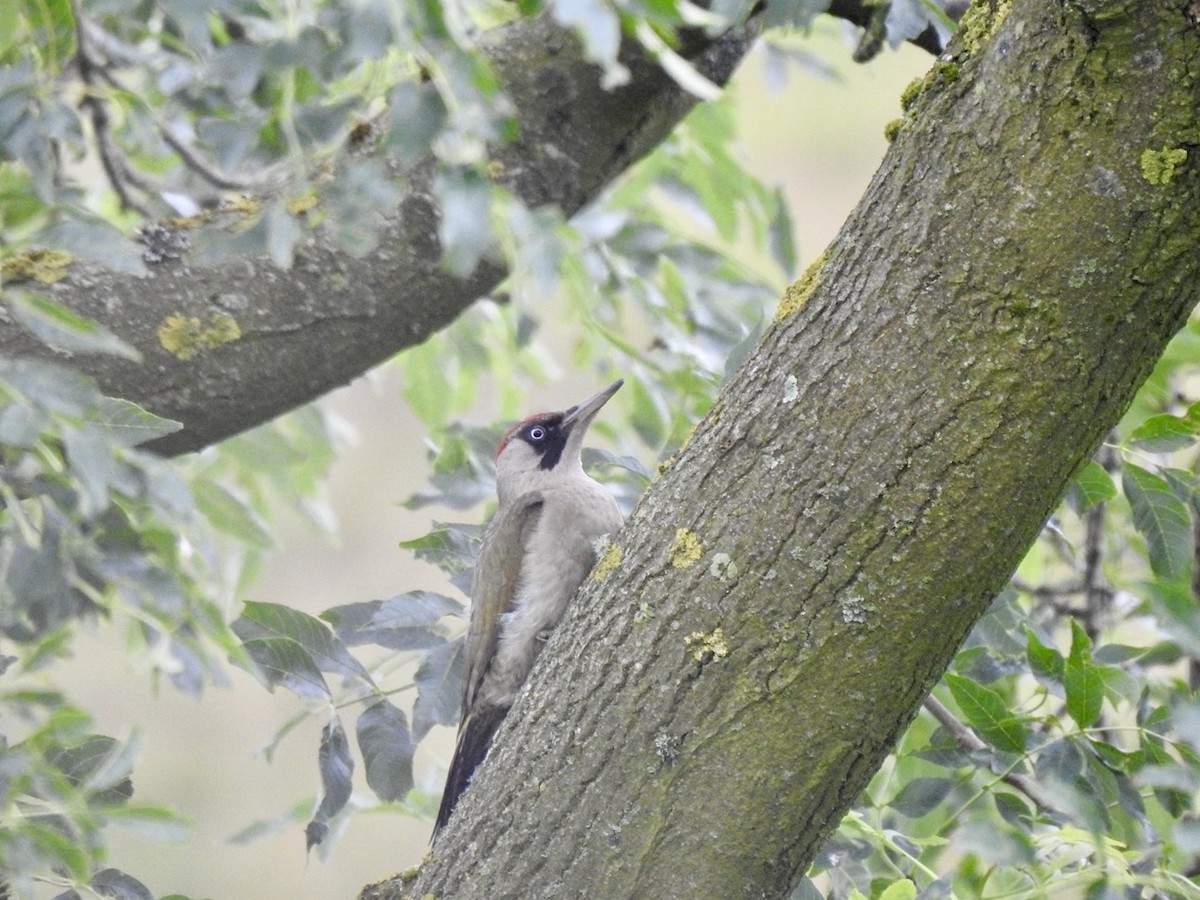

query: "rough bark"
left=377, top=2, right=1200, bottom=898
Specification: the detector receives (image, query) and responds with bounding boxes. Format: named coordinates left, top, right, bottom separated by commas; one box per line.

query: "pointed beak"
left=562, top=379, right=623, bottom=433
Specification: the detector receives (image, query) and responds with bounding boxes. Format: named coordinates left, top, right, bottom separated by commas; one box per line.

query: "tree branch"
left=2, top=14, right=758, bottom=456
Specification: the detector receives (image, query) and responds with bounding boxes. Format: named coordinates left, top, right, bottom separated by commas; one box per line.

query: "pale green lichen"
left=841, top=596, right=874, bottom=625
left=899, top=76, right=925, bottom=114
left=2, top=249, right=73, bottom=285
left=668, top=528, right=703, bottom=568
left=776, top=246, right=830, bottom=320
left=157, top=312, right=242, bottom=360
left=1140, top=146, right=1188, bottom=185
left=592, top=541, right=622, bottom=580
left=633, top=601, right=655, bottom=624
left=887, top=60, right=959, bottom=143
left=709, top=552, right=739, bottom=582
left=686, top=627, right=729, bottom=662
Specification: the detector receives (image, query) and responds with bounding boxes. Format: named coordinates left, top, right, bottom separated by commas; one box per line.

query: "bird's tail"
left=433, top=705, right=509, bottom=836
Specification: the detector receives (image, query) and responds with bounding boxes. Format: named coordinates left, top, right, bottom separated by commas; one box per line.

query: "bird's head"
left=493, top=380, right=623, bottom=503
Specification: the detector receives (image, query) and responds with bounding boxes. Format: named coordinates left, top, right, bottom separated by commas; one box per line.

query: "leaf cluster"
left=802, top=320, right=1200, bottom=899
left=0, top=295, right=254, bottom=896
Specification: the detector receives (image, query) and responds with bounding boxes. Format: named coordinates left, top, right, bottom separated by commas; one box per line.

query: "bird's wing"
left=461, top=490, right=544, bottom=713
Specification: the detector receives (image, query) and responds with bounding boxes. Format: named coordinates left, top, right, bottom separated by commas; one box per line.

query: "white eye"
left=529, top=426, right=545, bottom=441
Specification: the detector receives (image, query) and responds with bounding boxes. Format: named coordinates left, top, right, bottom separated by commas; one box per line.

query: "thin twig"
left=922, top=694, right=1066, bottom=817
left=71, top=0, right=153, bottom=217
left=75, top=10, right=266, bottom=207
left=80, top=21, right=272, bottom=193
left=1010, top=576, right=1085, bottom=599
left=158, top=125, right=265, bottom=192
left=1081, top=441, right=1118, bottom=640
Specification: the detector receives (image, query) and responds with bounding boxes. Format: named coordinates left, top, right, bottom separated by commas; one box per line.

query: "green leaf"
left=46, top=733, right=135, bottom=805
left=192, top=478, right=275, bottom=549
left=235, top=600, right=373, bottom=684
left=356, top=699, right=414, bottom=802
left=1034, top=736, right=1083, bottom=782
left=62, top=423, right=120, bottom=516
left=321, top=592, right=462, bottom=651
left=1064, top=657, right=1104, bottom=729
left=226, top=798, right=311, bottom=845
left=1068, top=461, right=1116, bottom=513
left=889, top=776, right=953, bottom=819
left=1064, top=620, right=1103, bottom=728
left=413, top=639, right=464, bottom=741
left=944, top=673, right=1026, bottom=753
left=993, top=791, right=1032, bottom=828
left=1067, top=618, right=1093, bottom=662
left=0, top=357, right=100, bottom=416
left=91, top=866, right=154, bottom=900
left=234, top=635, right=331, bottom=700
left=399, top=522, right=482, bottom=576
left=1025, top=628, right=1064, bottom=684
left=83, top=398, right=182, bottom=447
left=384, top=82, right=447, bottom=165
left=552, top=0, right=626, bottom=88
left=1128, top=403, right=1200, bottom=452
left=307, top=714, right=354, bottom=851
left=7, top=291, right=141, bottom=360
left=1122, top=463, right=1193, bottom=582
left=1145, top=579, right=1200, bottom=658
left=877, top=880, right=917, bottom=900
left=402, top=338, right=456, bottom=428
left=102, top=805, right=192, bottom=843
left=434, top=167, right=494, bottom=278
left=22, top=820, right=92, bottom=881
left=767, top=186, right=796, bottom=278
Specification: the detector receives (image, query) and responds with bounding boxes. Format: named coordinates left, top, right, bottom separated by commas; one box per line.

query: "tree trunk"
left=385, top=2, right=1200, bottom=897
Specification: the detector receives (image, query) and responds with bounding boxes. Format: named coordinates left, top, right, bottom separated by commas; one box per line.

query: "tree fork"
left=398, top=2, right=1200, bottom=898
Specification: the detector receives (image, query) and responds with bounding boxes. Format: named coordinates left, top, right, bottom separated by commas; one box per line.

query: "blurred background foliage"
left=2, top=0, right=1199, bottom=898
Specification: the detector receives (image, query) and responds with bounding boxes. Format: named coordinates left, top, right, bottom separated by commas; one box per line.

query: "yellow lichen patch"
left=486, top=159, right=505, bottom=180
left=1140, top=146, right=1188, bottom=185
left=226, top=195, right=261, bottom=216
left=157, top=313, right=242, bottom=360
left=956, top=0, right=1013, bottom=55
left=686, top=627, right=729, bottom=663
left=288, top=191, right=319, bottom=215
left=592, top=541, right=622, bottom=580
left=2, top=249, right=73, bottom=285
left=668, top=528, right=703, bottom=568
left=775, top=247, right=830, bottom=320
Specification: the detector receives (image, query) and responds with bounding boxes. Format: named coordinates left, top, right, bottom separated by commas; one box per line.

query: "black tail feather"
left=433, top=705, right=509, bottom=836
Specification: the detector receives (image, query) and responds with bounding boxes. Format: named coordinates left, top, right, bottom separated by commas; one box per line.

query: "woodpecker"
left=433, top=380, right=624, bottom=835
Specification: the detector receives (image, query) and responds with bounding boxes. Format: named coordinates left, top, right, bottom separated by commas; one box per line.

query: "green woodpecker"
left=434, top=380, right=624, bottom=835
